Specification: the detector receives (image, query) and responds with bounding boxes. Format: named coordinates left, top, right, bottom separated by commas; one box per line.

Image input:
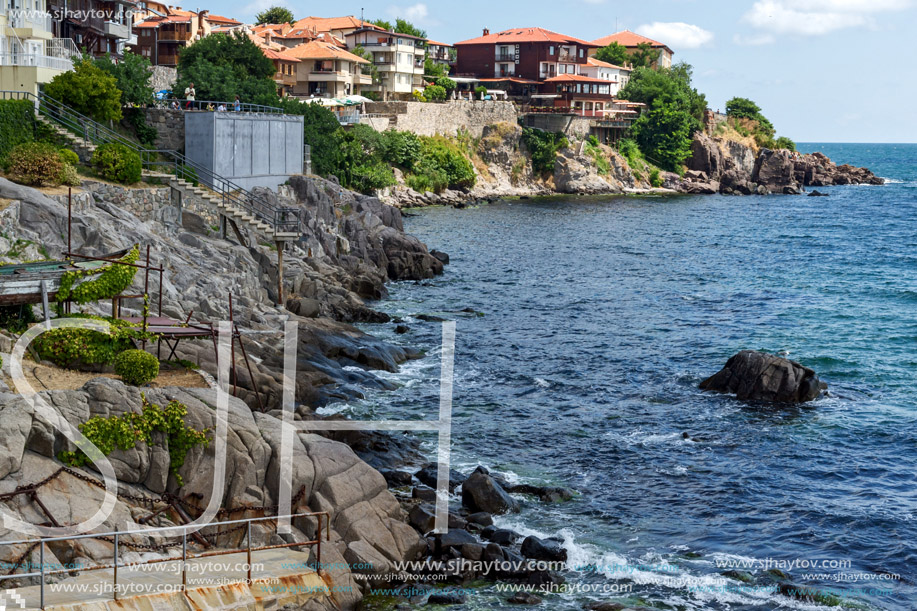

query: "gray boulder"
left=461, top=467, right=519, bottom=515
left=700, top=350, right=826, bottom=403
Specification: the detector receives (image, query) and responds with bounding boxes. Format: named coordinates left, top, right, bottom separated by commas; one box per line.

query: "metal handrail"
left=152, top=98, right=284, bottom=114
left=0, top=511, right=330, bottom=609
left=0, top=90, right=302, bottom=236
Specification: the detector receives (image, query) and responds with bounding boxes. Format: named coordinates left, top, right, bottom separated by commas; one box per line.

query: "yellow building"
left=1, top=0, right=78, bottom=94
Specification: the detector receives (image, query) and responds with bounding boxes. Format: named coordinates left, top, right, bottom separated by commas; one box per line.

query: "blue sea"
left=346, top=143, right=917, bottom=610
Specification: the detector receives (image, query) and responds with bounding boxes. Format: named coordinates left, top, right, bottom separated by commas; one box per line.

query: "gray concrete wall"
left=184, top=112, right=304, bottom=191
left=522, top=113, right=592, bottom=139
left=363, top=100, right=517, bottom=138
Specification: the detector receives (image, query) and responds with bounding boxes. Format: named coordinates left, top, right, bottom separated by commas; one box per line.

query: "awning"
left=530, top=94, right=559, bottom=99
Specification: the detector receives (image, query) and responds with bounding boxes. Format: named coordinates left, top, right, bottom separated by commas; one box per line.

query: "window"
left=579, top=48, right=584, bottom=58
left=549, top=46, right=554, bottom=55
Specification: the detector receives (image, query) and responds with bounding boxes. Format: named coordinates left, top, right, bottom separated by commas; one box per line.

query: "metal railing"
left=0, top=512, right=329, bottom=609
left=0, top=53, right=72, bottom=71
left=152, top=98, right=285, bottom=114
left=0, top=90, right=302, bottom=237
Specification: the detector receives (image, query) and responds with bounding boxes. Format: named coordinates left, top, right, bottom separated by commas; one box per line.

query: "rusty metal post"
left=229, top=294, right=237, bottom=397
left=276, top=242, right=284, bottom=305
left=40, top=540, right=45, bottom=610
left=67, top=187, right=72, bottom=255
left=142, top=245, right=151, bottom=351
left=246, top=521, right=252, bottom=583
left=113, top=533, right=119, bottom=601
left=316, top=513, right=321, bottom=572
left=181, top=528, right=187, bottom=592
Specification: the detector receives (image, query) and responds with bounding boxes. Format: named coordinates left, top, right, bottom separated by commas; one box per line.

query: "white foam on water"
left=534, top=377, right=551, bottom=388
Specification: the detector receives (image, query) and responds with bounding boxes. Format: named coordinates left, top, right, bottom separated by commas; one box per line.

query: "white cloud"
left=740, top=0, right=913, bottom=36
left=635, top=22, right=714, bottom=49
left=732, top=32, right=777, bottom=45
left=386, top=3, right=436, bottom=25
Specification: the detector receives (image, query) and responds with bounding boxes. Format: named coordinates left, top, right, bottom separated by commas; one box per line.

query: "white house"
left=579, top=57, right=631, bottom=96
left=345, top=26, right=425, bottom=100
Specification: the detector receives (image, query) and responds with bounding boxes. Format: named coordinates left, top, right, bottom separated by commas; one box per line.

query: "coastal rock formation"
left=682, top=133, right=883, bottom=195
left=0, top=176, right=442, bottom=410
left=554, top=150, right=623, bottom=195
left=461, top=467, right=520, bottom=515
left=699, top=350, right=826, bottom=403
left=0, top=379, right=427, bottom=607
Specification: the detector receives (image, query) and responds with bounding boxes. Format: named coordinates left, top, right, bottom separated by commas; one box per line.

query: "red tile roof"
left=291, top=16, right=379, bottom=32
left=286, top=40, right=369, bottom=63
left=425, top=39, right=453, bottom=47
left=590, top=30, right=673, bottom=53
left=261, top=47, right=300, bottom=62
left=455, top=27, right=596, bottom=47
left=586, top=57, right=629, bottom=70
left=204, top=14, right=241, bottom=25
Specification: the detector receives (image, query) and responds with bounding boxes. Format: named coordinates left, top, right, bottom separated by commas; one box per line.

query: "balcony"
left=103, top=20, right=131, bottom=39
left=9, top=9, right=53, bottom=34
left=159, top=30, right=192, bottom=42
left=157, top=54, right=179, bottom=66
left=0, top=52, right=73, bottom=71
left=496, top=53, right=515, bottom=62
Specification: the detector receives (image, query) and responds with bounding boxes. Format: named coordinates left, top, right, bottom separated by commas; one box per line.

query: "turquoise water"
left=348, top=143, right=917, bottom=610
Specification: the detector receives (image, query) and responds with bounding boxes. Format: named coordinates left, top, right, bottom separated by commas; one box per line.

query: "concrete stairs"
left=38, top=116, right=97, bottom=161
left=169, top=177, right=297, bottom=243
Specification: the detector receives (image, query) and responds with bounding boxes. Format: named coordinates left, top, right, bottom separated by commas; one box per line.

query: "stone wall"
left=142, top=109, right=185, bottom=152
left=149, top=65, right=177, bottom=92
left=363, top=100, right=517, bottom=137
left=79, top=180, right=172, bottom=221
left=521, top=113, right=592, bottom=139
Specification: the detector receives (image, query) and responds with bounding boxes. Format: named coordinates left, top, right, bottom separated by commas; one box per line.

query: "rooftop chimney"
left=483, top=27, right=489, bottom=36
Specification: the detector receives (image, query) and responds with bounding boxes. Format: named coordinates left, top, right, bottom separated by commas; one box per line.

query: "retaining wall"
left=363, top=100, right=517, bottom=137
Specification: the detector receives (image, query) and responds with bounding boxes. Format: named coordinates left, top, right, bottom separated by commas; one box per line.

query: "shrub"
left=59, top=395, right=210, bottom=486
left=617, top=138, right=641, bottom=166
left=58, top=148, right=80, bottom=166
left=34, top=327, right=132, bottom=368
left=92, top=142, right=142, bottom=184
left=0, top=304, right=37, bottom=334
left=775, top=136, right=796, bottom=152
left=411, top=136, right=475, bottom=192
left=412, top=90, right=427, bottom=103
left=0, top=99, right=36, bottom=160
left=125, top=109, right=158, bottom=147
left=44, top=57, right=122, bottom=123
left=59, top=163, right=81, bottom=186
left=474, top=85, right=488, bottom=98
left=380, top=130, right=422, bottom=168
left=521, top=128, right=568, bottom=176
left=113, top=349, right=160, bottom=386
left=6, top=142, right=64, bottom=186
left=435, top=76, right=456, bottom=92
left=649, top=167, right=662, bottom=187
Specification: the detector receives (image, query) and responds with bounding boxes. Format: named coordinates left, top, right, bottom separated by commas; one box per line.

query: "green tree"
left=435, top=77, right=455, bottom=92
left=45, top=57, right=122, bottom=122
left=371, top=17, right=426, bottom=38
left=255, top=6, right=294, bottom=25
left=424, top=57, right=446, bottom=78
left=774, top=136, right=796, bottom=152
left=632, top=42, right=661, bottom=69
left=351, top=45, right=379, bottom=84
left=176, top=32, right=277, bottom=105
left=93, top=51, right=154, bottom=106
left=618, top=62, right=707, bottom=170
left=279, top=99, right=344, bottom=177
left=594, top=42, right=629, bottom=66
left=725, top=97, right=762, bottom=120
left=424, top=84, right=447, bottom=101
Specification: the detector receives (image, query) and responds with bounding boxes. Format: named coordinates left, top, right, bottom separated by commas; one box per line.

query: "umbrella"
left=344, top=95, right=373, bottom=103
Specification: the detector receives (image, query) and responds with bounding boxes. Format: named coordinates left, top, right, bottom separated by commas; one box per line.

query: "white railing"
left=9, top=9, right=53, bottom=32
left=0, top=53, right=73, bottom=71
left=47, top=37, right=80, bottom=60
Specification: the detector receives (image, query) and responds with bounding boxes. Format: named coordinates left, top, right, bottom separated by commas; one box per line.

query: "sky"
left=224, top=0, right=917, bottom=143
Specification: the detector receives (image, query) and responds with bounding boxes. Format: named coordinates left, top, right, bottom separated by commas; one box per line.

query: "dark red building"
left=454, top=27, right=597, bottom=97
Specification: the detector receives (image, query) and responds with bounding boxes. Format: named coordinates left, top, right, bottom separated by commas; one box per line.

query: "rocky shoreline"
left=376, top=125, right=883, bottom=209
left=0, top=173, right=586, bottom=609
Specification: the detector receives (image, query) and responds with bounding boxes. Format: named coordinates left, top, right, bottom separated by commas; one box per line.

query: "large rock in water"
left=461, top=467, right=520, bottom=514
left=752, top=148, right=799, bottom=193
left=699, top=350, right=826, bottom=403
